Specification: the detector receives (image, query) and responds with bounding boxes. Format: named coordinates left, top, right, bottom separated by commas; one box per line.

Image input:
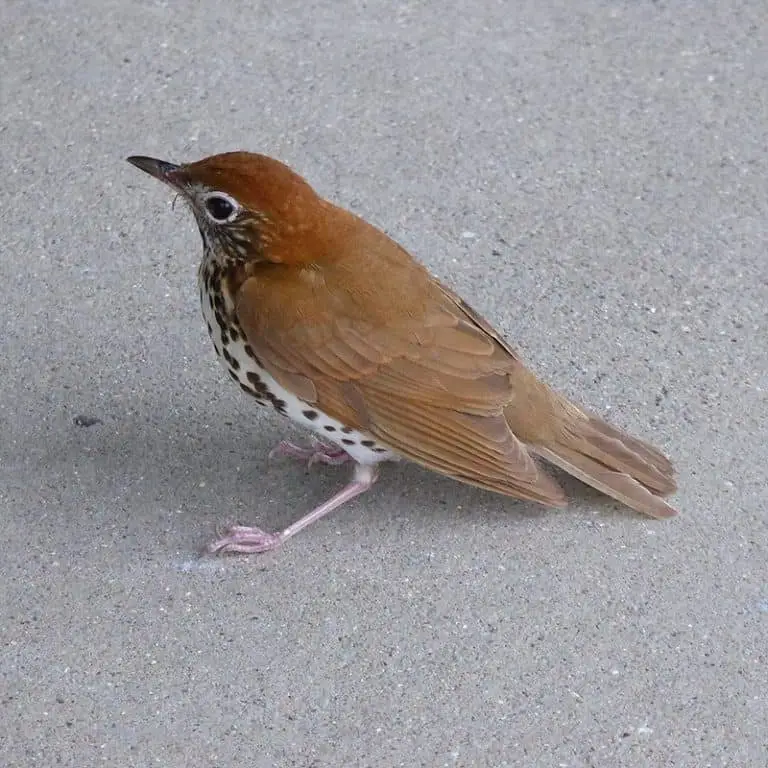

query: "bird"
left=126, top=151, right=678, bottom=555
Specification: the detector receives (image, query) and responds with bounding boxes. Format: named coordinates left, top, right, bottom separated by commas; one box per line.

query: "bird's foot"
left=269, top=438, right=351, bottom=468
left=206, top=464, right=379, bottom=556
left=207, top=525, right=282, bottom=555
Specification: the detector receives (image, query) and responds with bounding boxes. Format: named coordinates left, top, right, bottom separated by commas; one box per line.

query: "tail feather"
left=568, top=413, right=676, bottom=495
left=533, top=411, right=678, bottom=519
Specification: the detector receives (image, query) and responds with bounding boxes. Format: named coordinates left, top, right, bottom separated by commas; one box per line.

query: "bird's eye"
left=203, top=193, right=237, bottom=222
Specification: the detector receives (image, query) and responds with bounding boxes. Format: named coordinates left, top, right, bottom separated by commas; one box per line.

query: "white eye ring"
left=202, top=191, right=240, bottom=223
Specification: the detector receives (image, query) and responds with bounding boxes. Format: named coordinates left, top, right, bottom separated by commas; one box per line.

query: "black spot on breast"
left=323, top=425, right=336, bottom=432
left=239, top=381, right=253, bottom=395
left=206, top=322, right=213, bottom=335
left=222, top=348, right=240, bottom=370
left=228, top=369, right=239, bottom=381
left=220, top=327, right=229, bottom=345
left=208, top=294, right=215, bottom=309
left=302, top=410, right=318, bottom=421
left=243, top=345, right=262, bottom=365
left=360, top=440, right=375, bottom=448
left=228, top=327, right=239, bottom=342
left=341, top=426, right=353, bottom=434
left=342, top=438, right=355, bottom=446
left=246, top=371, right=264, bottom=389
left=242, top=371, right=286, bottom=414
left=213, top=343, right=221, bottom=357
left=373, top=447, right=389, bottom=453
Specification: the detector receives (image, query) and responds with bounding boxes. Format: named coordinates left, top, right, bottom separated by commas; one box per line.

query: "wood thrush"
left=127, top=152, right=678, bottom=555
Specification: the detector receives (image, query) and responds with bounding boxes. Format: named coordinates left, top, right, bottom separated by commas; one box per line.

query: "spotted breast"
left=198, top=260, right=396, bottom=465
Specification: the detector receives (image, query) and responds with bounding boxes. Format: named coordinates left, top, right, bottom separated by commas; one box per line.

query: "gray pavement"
left=2, top=1, right=767, bottom=766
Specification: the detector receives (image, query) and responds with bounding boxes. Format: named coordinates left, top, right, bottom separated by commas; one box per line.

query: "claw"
left=207, top=526, right=282, bottom=555
left=269, top=438, right=351, bottom=468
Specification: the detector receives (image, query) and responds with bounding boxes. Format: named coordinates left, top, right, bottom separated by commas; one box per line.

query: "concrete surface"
left=2, top=1, right=766, bottom=766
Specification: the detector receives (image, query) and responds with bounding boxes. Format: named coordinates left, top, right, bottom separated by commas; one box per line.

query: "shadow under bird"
left=126, top=151, right=678, bottom=555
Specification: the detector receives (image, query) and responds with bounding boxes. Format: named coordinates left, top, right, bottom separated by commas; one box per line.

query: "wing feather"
left=235, top=269, right=564, bottom=504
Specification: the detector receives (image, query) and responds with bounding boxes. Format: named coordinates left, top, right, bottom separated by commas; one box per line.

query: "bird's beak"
left=126, top=155, right=184, bottom=189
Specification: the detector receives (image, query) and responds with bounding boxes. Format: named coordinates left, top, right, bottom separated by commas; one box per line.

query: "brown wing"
left=234, top=258, right=565, bottom=506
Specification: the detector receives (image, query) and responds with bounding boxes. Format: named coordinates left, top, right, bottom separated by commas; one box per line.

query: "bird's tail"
left=533, top=406, right=678, bottom=519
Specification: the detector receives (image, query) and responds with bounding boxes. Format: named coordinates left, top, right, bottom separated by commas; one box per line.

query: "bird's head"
left=127, top=151, right=324, bottom=267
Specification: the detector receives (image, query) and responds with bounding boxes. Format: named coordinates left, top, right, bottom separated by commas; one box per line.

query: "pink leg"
left=207, top=463, right=379, bottom=555
left=269, top=438, right=351, bottom=467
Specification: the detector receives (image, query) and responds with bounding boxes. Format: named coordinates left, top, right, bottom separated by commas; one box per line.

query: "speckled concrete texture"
left=2, top=1, right=766, bottom=766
